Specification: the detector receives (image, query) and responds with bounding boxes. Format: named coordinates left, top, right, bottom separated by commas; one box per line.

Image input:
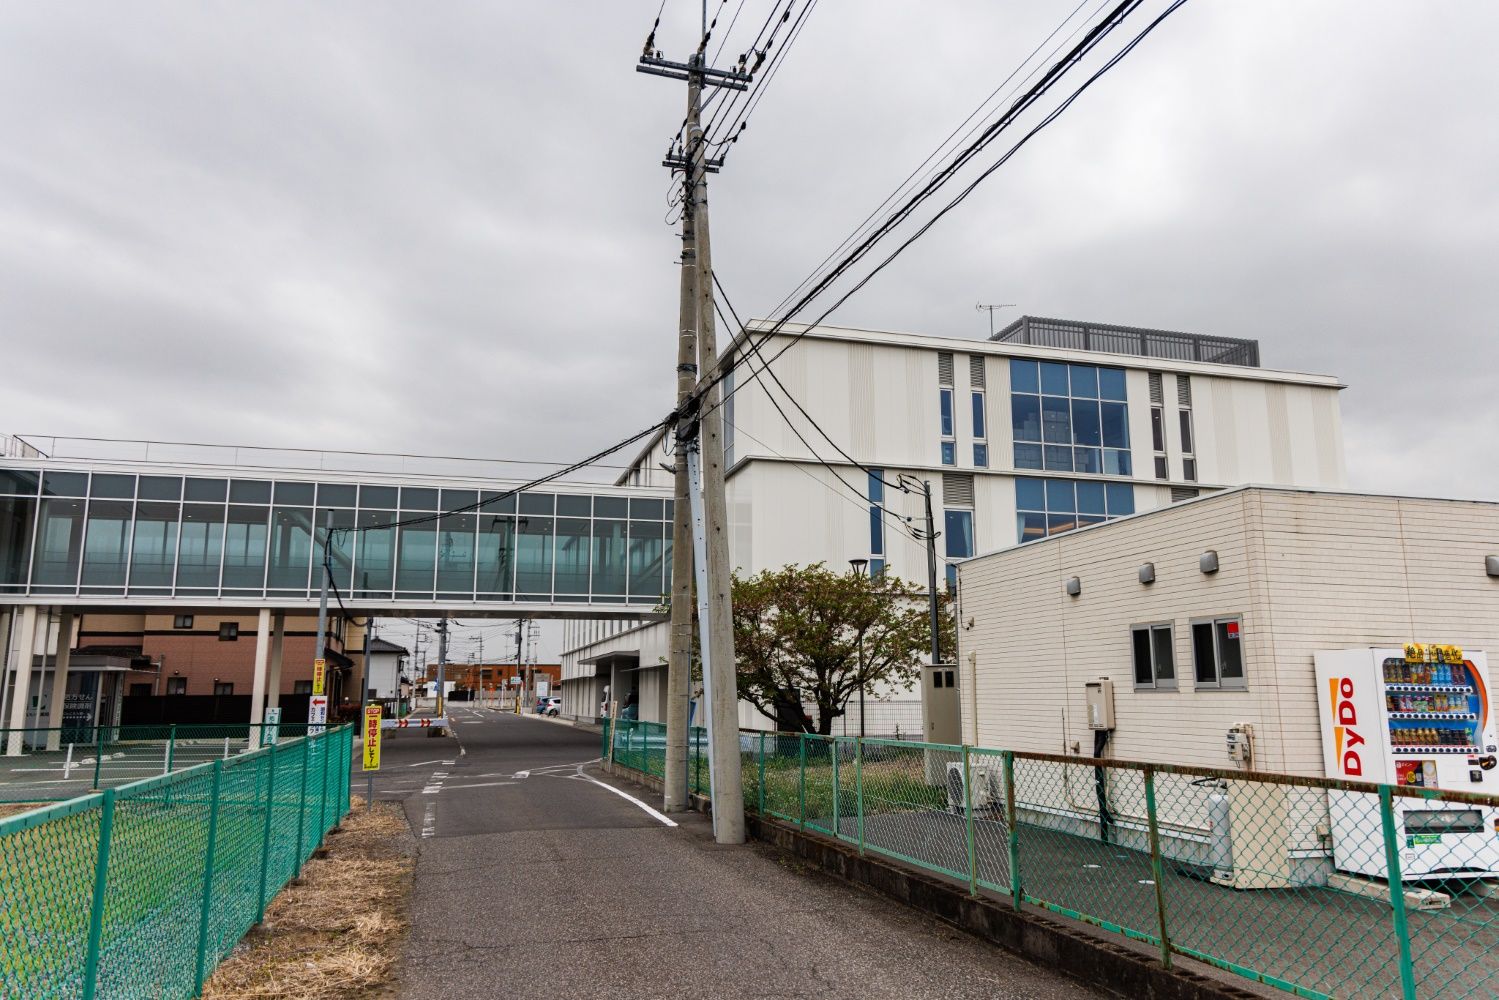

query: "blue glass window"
left=870, top=507, right=884, bottom=556
left=1009, top=359, right=1039, bottom=394
left=946, top=564, right=958, bottom=592
left=972, top=393, right=986, bottom=439
left=1069, top=364, right=1099, bottom=398
left=941, top=441, right=956, bottom=466
left=1040, top=362, right=1070, bottom=395
left=1099, top=367, right=1127, bottom=401
left=870, top=558, right=886, bottom=577
left=868, top=470, right=884, bottom=503
left=944, top=510, right=974, bottom=558
left=940, top=389, right=954, bottom=437
left=1012, top=395, right=1042, bottom=442
left=1015, top=477, right=1135, bottom=543
left=1011, top=361, right=1131, bottom=475
left=973, top=443, right=988, bottom=467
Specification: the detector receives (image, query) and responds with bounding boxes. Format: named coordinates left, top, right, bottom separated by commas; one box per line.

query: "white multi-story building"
left=560, top=315, right=1347, bottom=733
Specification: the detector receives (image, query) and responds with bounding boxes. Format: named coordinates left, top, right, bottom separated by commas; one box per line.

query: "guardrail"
left=604, top=721, right=1499, bottom=1000
left=0, top=724, right=354, bottom=999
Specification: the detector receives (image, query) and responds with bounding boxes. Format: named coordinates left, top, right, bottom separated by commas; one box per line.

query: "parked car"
left=534, top=696, right=562, bottom=716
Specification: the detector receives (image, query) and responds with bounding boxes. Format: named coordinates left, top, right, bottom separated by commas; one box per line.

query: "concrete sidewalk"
left=396, top=714, right=1102, bottom=1000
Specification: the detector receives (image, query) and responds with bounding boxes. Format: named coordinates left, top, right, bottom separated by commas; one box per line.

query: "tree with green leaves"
left=729, top=563, right=954, bottom=735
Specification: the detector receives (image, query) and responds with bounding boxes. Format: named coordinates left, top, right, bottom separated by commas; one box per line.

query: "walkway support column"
left=44, top=611, right=75, bottom=750
left=249, top=609, right=272, bottom=726
left=5, top=604, right=41, bottom=756
left=267, top=612, right=286, bottom=710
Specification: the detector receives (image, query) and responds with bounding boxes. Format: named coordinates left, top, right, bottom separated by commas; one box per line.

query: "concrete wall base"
left=602, top=762, right=1261, bottom=1000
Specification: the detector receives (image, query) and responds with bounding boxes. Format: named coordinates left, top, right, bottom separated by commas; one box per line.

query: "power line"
left=708, top=0, right=819, bottom=156
left=703, top=0, right=1189, bottom=416
left=761, top=0, right=1103, bottom=320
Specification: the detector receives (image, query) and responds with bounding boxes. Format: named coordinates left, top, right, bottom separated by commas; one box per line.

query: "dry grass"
left=0, top=802, right=43, bottom=821
left=203, top=797, right=415, bottom=1000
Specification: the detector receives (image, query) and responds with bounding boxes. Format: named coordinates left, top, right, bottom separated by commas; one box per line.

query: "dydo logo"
left=1328, top=676, right=1365, bottom=776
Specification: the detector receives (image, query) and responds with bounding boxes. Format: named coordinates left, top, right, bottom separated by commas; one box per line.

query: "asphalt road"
left=364, top=710, right=1105, bottom=1000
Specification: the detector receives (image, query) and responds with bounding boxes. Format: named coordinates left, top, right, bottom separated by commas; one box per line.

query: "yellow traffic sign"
left=363, top=704, right=383, bottom=771
left=312, top=658, right=326, bottom=695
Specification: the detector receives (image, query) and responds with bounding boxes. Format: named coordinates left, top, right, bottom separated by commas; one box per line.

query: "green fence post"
left=798, top=734, right=807, bottom=829
left=757, top=731, right=766, bottom=814
left=257, top=741, right=278, bottom=923
left=963, top=745, right=977, bottom=896
left=92, top=724, right=104, bottom=791
left=1143, top=767, right=1172, bottom=969
left=832, top=738, right=842, bottom=839
left=294, top=737, right=310, bottom=875
left=193, top=759, right=226, bottom=994
left=1003, top=750, right=1021, bottom=910
left=855, top=737, right=865, bottom=855
left=167, top=723, right=177, bottom=774
left=1380, top=785, right=1418, bottom=1000
left=80, top=787, right=116, bottom=1000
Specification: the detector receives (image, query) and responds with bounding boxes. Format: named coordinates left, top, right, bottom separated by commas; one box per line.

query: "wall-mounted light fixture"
left=1200, top=550, right=1220, bottom=575
left=1487, top=555, right=1499, bottom=578
left=1138, top=562, right=1156, bottom=585
left=1065, top=576, right=1082, bottom=597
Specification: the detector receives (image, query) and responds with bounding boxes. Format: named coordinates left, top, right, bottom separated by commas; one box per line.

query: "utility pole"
left=921, top=480, right=942, bottom=665
left=435, top=618, right=448, bottom=720
left=639, top=22, right=751, bottom=845
left=515, top=620, right=525, bottom=713
left=313, top=510, right=332, bottom=726
left=663, top=58, right=701, bottom=816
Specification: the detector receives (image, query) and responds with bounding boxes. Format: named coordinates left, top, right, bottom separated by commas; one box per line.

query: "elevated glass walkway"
left=0, top=454, right=673, bottom=617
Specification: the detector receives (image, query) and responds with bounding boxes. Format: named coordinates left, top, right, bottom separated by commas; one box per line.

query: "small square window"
left=218, top=622, right=239, bottom=642
left=173, top=614, right=194, bottom=630
left=293, top=680, right=313, bottom=694
left=166, top=677, right=187, bottom=695
left=973, top=443, right=988, bottom=467
left=1183, top=457, right=1197, bottom=482
left=213, top=682, right=234, bottom=696
left=1192, top=617, right=1245, bottom=689
left=941, top=441, right=956, bottom=466
left=1132, top=624, right=1176, bottom=689
left=129, top=683, right=153, bottom=697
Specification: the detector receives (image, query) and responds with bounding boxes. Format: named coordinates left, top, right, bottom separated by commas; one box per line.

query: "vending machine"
left=1313, top=645, right=1499, bottom=881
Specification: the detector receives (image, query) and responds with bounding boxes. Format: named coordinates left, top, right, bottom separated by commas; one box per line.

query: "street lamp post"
left=849, top=558, right=869, bottom=739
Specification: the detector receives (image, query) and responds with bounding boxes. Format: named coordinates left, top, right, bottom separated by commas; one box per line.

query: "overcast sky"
left=2, top=2, right=1495, bottom=657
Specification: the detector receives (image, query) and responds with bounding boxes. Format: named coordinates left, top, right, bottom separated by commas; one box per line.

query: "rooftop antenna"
left=975, top=302, right=1016, bottom=339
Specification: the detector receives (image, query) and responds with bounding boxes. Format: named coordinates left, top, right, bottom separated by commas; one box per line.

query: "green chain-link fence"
left=0, top=724, right=353, bottom=999
left=609, top=728, right=1499, bottom=1000
left=0, top=724, right=313, bottom=802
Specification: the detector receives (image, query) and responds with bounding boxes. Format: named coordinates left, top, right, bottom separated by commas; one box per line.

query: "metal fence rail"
left=0, top=724, right=312, bottom=802
left=0, top=724, right=354, bottom=999
left=606, top=725, right=1499, bottom=1000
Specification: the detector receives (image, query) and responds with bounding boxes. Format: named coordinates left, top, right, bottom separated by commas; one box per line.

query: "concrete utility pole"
left=435, top=617, right=448, bottom=719
left=639, top=27, right=753, bottom=843
left=515, top=620, right=525, bottom=713
left=663, top=67, right=701, bottom=815
left=921, top=480, right=942, bottom=665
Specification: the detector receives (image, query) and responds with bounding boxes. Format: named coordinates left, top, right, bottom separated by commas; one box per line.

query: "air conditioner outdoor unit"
left=945, top=762, right=1000, bottom=815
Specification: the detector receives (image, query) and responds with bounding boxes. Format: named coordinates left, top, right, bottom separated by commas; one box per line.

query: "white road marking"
left=440, top=781, right=517, bottom=791
left=441, top=759, right=456, bottom=765
left=513, top=770, right=529, bottom=779
left=422, top=803, right=436, bottom=838
left=406, top=759, right=447, bottom=768
left=572, top=770, right=678, bottom=827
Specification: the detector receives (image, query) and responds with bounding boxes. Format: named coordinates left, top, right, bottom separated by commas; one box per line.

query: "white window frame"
left=1130, top=622, right=1178, bottom=690
left=1190, top=615, right=1246, bottom=690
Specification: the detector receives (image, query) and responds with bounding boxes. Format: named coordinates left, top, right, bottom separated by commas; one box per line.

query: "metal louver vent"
left=1148, top=372, right=1163, bottom=404
left=937, top=352, right=954, bottom=386
left=969, top=355, right=986, bottom=388
left=1177, top=375, right=1192, bottom=406
left=1171, top=487, right=1200, bottom=502
left=943, top=473, right=975, bottom=506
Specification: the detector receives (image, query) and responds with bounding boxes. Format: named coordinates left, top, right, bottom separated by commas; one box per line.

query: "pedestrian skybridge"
left=0, top=448, right=673, bottom=618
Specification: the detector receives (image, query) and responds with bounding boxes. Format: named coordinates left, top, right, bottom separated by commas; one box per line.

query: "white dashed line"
left=422, top=803, right=436, bottom=838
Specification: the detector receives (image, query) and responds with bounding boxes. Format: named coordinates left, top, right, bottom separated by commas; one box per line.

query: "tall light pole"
left=848, top=558, right=869, bottom=739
